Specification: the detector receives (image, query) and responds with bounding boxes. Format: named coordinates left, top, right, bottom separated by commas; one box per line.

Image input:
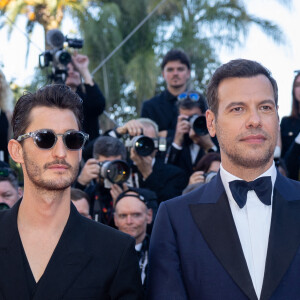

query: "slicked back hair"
left=206, top=59, right=278, bottom=116
left=12, top=84, right=84, bottom=139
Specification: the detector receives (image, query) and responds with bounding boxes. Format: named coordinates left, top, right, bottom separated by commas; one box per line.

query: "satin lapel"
left=33, top=204, right=92, bottom=299
left=260, top=177, right=300, bottom=300
left=189, top=178, right=257, bottom=300
left=0, top=200, right=30, bottom=299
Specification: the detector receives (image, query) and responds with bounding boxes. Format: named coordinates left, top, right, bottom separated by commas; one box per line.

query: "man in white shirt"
left=147, top=59, right=300, bottom=300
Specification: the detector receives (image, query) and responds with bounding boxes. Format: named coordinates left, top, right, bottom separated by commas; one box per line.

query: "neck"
left=136, top=232, right=146, bottom=245
left=18, top=187, right=71, bottom=232
left=167, top=85, right=187, bottom=96
left=221, top=160, right=273, bottom=182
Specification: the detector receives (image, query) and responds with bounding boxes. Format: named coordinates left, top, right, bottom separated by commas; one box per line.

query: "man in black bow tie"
left=147, top=59, right=300, bottom=300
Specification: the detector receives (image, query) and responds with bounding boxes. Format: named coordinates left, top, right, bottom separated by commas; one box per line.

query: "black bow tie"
left=229, top=176, right=272, bottom=208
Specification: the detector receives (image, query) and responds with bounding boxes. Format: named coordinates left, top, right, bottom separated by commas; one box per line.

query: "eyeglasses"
left=16, top=129, right=89, bottom=151
left=177, top=92, right=200, bottom=102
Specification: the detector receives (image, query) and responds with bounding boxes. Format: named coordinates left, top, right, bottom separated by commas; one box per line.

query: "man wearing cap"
left=114, top=187, right=157, bottom=289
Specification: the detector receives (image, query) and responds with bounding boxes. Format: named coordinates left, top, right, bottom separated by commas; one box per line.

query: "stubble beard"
left=23, top=150, right=79, bottom=192
left=216, top=123, right=275, bottom=170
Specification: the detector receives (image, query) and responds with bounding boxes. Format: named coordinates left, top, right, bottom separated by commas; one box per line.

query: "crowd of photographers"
left=0, top=45, right=299, bottom=290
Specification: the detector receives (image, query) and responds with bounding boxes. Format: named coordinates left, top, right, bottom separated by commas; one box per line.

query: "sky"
left=0, top=0, right=299, bottom=120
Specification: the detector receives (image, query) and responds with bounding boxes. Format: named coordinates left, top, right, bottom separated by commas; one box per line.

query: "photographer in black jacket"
left=74, top=136, right=127, bottom=227
left=66, top=53, right=106, bottom=142
left=166, top=91, right=218, bottom=178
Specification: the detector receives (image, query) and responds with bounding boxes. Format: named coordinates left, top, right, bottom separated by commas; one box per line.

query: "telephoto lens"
left=189, top=115, right=208, bottom=136
left=99, top=160, right=130, bottom=184
left=131, top=136, right=155, bottom=156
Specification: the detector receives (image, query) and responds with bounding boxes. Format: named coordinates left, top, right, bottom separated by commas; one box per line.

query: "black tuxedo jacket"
left=0, top=201, right=144, bottom=299
left=147, top=171, right=300, bottom=300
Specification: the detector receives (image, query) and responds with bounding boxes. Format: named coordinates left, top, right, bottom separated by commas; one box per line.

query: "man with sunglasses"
left=166, top=91, right=218, bottom=178
left=141, top=49, right=191, bottom=147
left=0, top=84, right=143, bottom=299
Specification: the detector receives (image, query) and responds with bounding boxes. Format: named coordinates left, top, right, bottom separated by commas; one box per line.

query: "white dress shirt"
left=220, top=163, right=277, bottom=298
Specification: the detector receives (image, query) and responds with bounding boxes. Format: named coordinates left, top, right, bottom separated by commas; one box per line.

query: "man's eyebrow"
left=224, top=101, right=245, bottom=110
left=224, top=99, right=276, bottom=110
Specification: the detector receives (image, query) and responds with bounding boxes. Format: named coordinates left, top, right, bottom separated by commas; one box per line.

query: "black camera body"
left=124, top=135, right=166, bottom=156
left=187, top=114, right=208, bottom=136
left=39, top=29, right=83, bottom=84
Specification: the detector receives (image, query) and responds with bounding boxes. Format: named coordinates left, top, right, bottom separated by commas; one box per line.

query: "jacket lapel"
left=0, top=200, right=30, bottom=299
left=189, top=173, right=257, bottom=300
left=33, top=204, right=92, bottom=299
left=260, top=174, right=300, bottom=300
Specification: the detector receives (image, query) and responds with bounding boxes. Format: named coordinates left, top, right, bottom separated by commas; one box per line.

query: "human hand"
left=110, top=183, right=128, bottom=205
left=71, top=52, right=93, bottom=85
left=174, top=114, right=190, bottom=146
left=77, top=158, right=100, bottom=186
left=116, top=120, right=145, bottom=136
left=192, top=132, right=216, bottom=151
left=188, top=171, right=205, bottom=185
left=130, top=148, right=153, bottom=179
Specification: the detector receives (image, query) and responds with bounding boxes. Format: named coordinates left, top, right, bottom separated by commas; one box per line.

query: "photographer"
left=66, top=53, right=106, bottom=143
left=0, top=163, right=23, bottom=209
left=74, top=136, right=128, bottom=226
left=166, top=91, right=218, bottom=177
left=111, top=118, right=188, bottom=204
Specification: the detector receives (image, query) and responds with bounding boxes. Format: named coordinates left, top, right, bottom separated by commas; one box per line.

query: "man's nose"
left=52, top=137, right=67, bottom=158
left=246, top=109, right=262, bottom=128
left=126, top=215, right=133, bottom=224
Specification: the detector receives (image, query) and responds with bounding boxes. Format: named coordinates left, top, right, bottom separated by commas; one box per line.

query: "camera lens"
left=100, top=160, right=130, bottom=184
left=54, top=50, right=72, bottom=65
left=133, top=136, right=154, bottom=156
left=190, top=115, right=208, bottom=136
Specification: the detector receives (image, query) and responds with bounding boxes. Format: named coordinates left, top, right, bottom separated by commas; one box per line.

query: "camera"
left=204, top=171, right=217, bottom=183
left=188, top=115, right=208, bottom=136
left=124, top=135, right=166, bottom=156
left=98, top=160, right=130, bottom=188
left=39, top=29, right=83, bottom=84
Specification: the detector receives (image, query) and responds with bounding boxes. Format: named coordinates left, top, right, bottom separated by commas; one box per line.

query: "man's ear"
left=17, top=187, right=23, bottom=199
left=113, top=211, right=119, bottom=228
left=8, top=139, right=24, bottom=164
left=147, top=208, right=153, bottom=224
left=206, top=109, right=216, bottom=138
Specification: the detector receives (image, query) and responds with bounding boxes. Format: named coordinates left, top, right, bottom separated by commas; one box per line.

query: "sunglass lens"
left=35, top=131, right=56, bottom=149
left=189, top=93, right=200, bottom=101
left=65, top=132, right=85, bottom=150
left=177, top=93, right=187, bottom=101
